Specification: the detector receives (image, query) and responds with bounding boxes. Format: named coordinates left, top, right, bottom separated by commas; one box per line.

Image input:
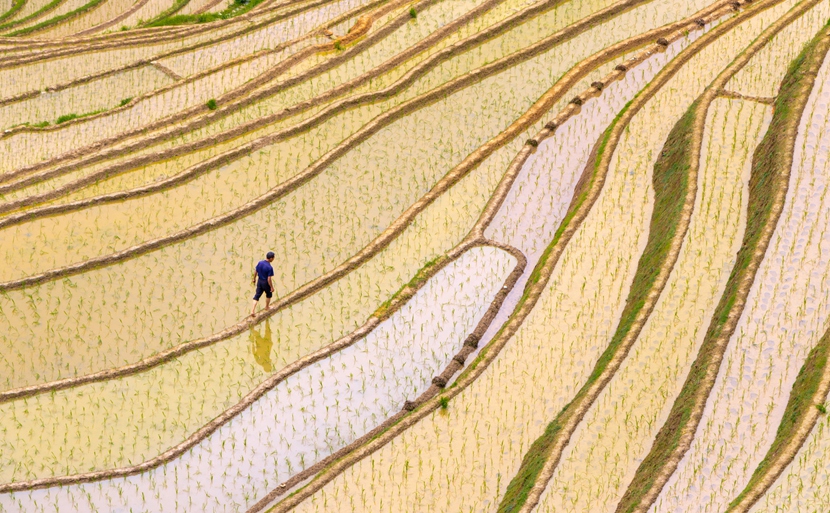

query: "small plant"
left=409, top=7, right=417, bottom=18
left=206, top=99, right=218, bottom=110
left=817, top=403, right=827, bottom=415
left=438, top=396, right=449, bottom=409
left=32, top=121, right=50, bottom=128
left=334, top=40, right=342, bottom=51
left=119, top=97, right=133, bottom=107
left=56, top=113, right=78, bottom=124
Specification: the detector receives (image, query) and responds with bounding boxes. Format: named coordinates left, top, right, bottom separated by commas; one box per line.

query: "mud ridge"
left=0, top=0, right=572, bottom=195
left=615, top=9, right=830, bottom=513
left=722, top=25, right=830, bottom=513
left=0, top=0, right=329, bottom=59
left=0, top=233, right=523, bottom=493
left=0, top=0, right=660, bottom=404
left=245, top=5, right=749, bottom=509
left=0, top=0, right=668, bottom=288
left=498, top=0, right=813, bottom=510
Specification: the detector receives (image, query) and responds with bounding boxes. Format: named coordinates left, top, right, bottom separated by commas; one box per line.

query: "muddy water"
left=0, top=0, right=661, bottom=391
left=3, top=0, right=711, bottom=281
left=0, top=0, right=368, bottom=171
left=652, top=36, right=830, bottom=513
left=0, top=167, right=498, bottom=481
left=538, top=97, right=763, bottom=513
left=289, top=4, right=803, bottom=510
left=0, top=246, right=516, bottom=513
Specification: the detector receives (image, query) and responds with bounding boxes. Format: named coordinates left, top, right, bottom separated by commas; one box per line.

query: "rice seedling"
left=4, top=0, right=830, bottom=512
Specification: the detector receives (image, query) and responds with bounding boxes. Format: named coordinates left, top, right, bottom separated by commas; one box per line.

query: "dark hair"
left=266, top=251, right=275, bottom=259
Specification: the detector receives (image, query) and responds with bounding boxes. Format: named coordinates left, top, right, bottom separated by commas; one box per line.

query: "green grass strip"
left=0, top=0, right=27, bottom=23
left=374, top=255, right=448, bottom=318
left=145, top=0, right=264, bottom=27
left=497, top=96, right=696, bottom=513
left=456, top=101, right=632, bottom=383
left=5, top=0, right=106, bottom=35
left=5, top=105, right=113, bottom=130
left=727, top=328, right=830, bottom=509
left=139, top=0, right=192, bottom=26
left=616, top=23, right=830, bottom=513
left=0, top=0, right=64, bottom=30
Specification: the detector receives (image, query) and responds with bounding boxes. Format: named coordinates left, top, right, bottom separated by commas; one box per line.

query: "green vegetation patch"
left=497, top=97, right=695, bottom=513
left=616, top=27, right=830, bottom=513
left=727, top=328, right=830, bottom=510
left=145, top=0, right=262, bottom=27
left=0, top=0, right=27, bottom=23
left=5, top=0, right=106, bottom=36
left=0, top=0, right=63, bottom=31
left=9, top=107, right=108, bottom=131
left=373, top=255, right=448, bottom=319
left=139, top=0, right=191, bottom=26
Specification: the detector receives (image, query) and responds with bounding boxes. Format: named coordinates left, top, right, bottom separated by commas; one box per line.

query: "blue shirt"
left=255, top=260, right=274, bottom=284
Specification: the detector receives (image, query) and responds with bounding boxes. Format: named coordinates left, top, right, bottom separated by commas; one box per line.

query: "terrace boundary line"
left=0, top=0, right=715, bottom=291
left=615, top=7, right=830, bottom=513
left=0, top=0, right=658, bottom=284
left=727, top=325, right=830, bottom=512
left=0, top=0, right=499, bottom=189
left=255, top=4, right=755, bottom=510
left=0, top=0, right=334, bottom=60
left=719, top=87, right=776, bottom=103
left=499, top=0, right=817, bottom=510
left=724, top=26, right=830, bottom=513
left=0, top=0, right=730, bottom=409
left=0, top=232, right=525, bottom=492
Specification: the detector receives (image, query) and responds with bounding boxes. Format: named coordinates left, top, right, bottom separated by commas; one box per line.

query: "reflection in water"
left=249, top=319, right=274, bottom=372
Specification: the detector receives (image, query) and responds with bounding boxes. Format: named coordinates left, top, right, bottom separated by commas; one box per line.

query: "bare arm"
left=268, top=275, right=274, bottom=292
left=252, top=270, right=257, bottom=284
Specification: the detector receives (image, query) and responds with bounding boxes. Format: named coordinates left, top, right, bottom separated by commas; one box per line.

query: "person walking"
left=251, top=251, right=276, bottom=317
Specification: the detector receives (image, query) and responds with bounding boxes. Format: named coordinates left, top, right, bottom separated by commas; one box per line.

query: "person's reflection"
left=249, top=319, right=274, bottom=372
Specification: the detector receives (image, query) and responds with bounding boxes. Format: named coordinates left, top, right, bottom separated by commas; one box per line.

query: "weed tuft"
left=56, top=113, right=78, bottom=124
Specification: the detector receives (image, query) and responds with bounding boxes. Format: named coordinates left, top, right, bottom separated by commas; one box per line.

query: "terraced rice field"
left=1, top=0, right=829, bottom=511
